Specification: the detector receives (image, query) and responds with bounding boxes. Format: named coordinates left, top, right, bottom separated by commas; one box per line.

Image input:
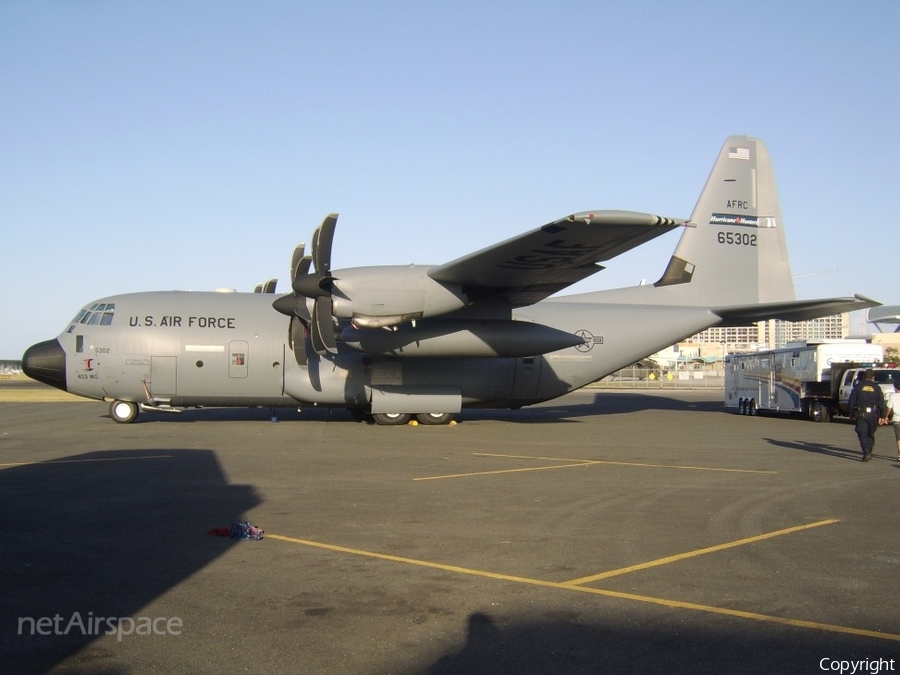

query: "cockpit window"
left=68, top=303, right=116, bottom=331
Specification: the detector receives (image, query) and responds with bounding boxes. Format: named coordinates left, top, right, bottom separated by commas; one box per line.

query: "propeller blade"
left=290, top=243, right=306, bottom=281
left=294, top=298, right=312, bottom=324
left=310, top=296, right=337, bottom=355
left=312, top=213, right=337, bottom=275
left=289, top=315, right=307, bottom=366
left=294, top=255, right=312, bottom=279
left=262, top=278, right=277, bottom=293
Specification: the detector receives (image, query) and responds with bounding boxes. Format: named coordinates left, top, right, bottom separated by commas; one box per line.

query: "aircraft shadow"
left=113, top=392, right=722, bottom=426
left=460, top=392, right=723, bottom=424
left=415, top=611, right=890, bottom=675
left=0, top=448, right=260, bottom=674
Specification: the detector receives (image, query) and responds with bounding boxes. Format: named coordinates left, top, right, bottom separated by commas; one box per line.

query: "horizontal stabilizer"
left=868, top=305, right=900, bottom=325
left=713, top=295, right=880, bottom=326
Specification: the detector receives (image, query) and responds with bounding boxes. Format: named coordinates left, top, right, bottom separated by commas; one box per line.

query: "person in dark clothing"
left=847, top=368, right=888, bottom=461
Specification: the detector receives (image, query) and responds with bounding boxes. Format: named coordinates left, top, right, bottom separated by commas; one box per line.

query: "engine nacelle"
left=330, top=265, right=467, bottom=327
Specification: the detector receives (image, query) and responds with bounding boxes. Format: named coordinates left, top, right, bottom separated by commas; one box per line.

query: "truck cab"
left=837, top=367, right=900, bottom=415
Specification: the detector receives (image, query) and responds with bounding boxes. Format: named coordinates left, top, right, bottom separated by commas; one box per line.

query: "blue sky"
left=1, top=1, right=898, bottom=358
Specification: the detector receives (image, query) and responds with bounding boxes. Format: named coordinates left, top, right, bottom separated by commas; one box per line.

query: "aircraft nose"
left=22, top=339, right=67, bottom=392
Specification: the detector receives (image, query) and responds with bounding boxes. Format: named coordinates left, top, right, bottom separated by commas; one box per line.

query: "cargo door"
left=511, top=356, right=541, bottom=400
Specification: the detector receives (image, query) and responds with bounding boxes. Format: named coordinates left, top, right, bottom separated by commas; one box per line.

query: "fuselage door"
left=229, top=341, right=249, bottom=378
left=512, top=356, right=541, bottom=400
left=150, top=356, right=177, bottom=396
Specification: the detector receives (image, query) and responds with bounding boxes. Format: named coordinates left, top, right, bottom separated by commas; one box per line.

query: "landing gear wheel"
left=748, top=400, right=757, bottom=416
left=110, top=400, right=139, bottom=424
left=739, top=399, right=747, bottom=415
left=415, top=412, right=455, bottom=425
left=371, top=412, right=411, bottom=426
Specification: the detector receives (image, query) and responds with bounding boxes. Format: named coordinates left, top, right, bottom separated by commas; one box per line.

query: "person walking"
left=847, top=368, right=888, bottom=462
left=884, top=379, right=900, bottom=461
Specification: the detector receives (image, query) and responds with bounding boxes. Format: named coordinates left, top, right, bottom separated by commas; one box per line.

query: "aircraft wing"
left=712, top=295, right=880, bottom=326
left=429, top=210, right=683, bottom=306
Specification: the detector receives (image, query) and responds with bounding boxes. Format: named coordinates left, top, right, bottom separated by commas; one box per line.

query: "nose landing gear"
left=109, top=400, right=139, bottom=424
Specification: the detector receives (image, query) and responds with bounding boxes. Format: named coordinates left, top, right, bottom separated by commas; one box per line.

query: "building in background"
left=689, top=313, right=850, bottom=351
left=651, top=313, right=853, bottom=371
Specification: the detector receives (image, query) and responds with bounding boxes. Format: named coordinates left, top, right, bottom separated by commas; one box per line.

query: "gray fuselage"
left=43, top=289, right=716, bottom=411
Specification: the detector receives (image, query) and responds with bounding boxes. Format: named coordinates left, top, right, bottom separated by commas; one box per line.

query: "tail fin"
left=654, top=136, right=795, bottom=307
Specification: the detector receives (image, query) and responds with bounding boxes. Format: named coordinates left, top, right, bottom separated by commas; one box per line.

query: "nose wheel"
left=109, top=400, right=139, bottom=424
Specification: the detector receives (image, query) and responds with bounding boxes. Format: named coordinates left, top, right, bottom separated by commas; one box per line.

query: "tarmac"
left=2, top=376, right=900, bottom=674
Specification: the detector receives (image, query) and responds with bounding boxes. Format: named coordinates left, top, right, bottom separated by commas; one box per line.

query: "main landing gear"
left=369, top=412, right=456, bottom=426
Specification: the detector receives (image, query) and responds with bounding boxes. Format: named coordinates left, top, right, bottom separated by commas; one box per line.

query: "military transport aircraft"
left=22, top=136, right=878, bottom=424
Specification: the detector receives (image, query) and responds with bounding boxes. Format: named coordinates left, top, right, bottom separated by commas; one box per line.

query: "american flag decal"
left=728, top=146, right=750, bottom=160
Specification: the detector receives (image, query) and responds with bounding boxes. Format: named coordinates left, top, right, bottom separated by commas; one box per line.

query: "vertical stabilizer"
left=655, top=136, right=795, bottom=307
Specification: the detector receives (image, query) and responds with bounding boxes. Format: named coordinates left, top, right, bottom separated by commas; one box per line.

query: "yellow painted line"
left=268, top=533, right=558, bottom=586
left=418, top=452, right=775, bottom=481
left=564, top=519, right=839, bottom=585
left=416, top=452, right=776, bottom=481
left=558, top=585, right=900, bottom=643
left=268, top=530, right=900, bottom=643
left=413, top=461, right=597, bottom=481
left=475, top=452, right=777, bottom=475
left=0, top=455, right=173, bottom=468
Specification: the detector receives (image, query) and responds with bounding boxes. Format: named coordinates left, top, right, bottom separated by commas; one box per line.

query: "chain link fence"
left=587, top=365, right=725, bottom=390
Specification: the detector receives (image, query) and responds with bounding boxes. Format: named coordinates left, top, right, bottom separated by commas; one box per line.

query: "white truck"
left=724, top=340, right=896, bottom=422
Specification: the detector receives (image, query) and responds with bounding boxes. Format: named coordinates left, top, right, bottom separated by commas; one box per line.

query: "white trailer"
left=724, top=340, right=884, bottom=421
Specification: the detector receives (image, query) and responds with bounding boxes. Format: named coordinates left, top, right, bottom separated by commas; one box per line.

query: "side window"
left=228, top=341, right=249, bottom=378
